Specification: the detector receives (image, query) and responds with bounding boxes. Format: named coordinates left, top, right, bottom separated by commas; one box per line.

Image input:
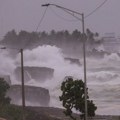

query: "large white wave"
left=1, top=45, right=120, bottom=115
left=0, top=50, right=16, bottom=75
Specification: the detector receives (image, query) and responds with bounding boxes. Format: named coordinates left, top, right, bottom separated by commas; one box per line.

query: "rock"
left=0, top=118, right=6, bottom=120
left=86, top=49, right=111, bottom=58
left=7, top=85, right=50, bottom=107
left=14, top=66, right=54, bottom=83
left=27, top=106, right=81, bottom=120
left=27, top=107, right=120, bottom=120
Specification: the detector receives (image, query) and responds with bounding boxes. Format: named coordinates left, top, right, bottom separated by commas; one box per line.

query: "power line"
left=23, top=7, right=48, bottom=49
left=62, top=8, right=82, bottom=21
left=47, top=0, right=108, bottom=22
left=85, top=0, right=108, bottom=18
left=24, top=0, right=108, bottom=49
left=35, top=6, right=48, bottom=32
left=49, top=6, right=79, bottom=22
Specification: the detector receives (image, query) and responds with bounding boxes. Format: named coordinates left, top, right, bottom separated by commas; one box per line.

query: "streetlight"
left=42, top=3, right=88, bottom=120
left=0, top=47, right=26, bottom=120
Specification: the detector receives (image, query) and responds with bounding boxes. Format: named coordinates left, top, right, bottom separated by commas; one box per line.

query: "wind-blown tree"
left=0, top=29, right=102, bottom=55
left=0, top=29, right=18, bottom=47
left=71, top=29, right=82, bottom=41
left=59, top=77, right=97, bottom=120
left=86, top=28, right=100, bottom=44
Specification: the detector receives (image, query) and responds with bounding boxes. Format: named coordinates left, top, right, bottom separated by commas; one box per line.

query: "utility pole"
left=82, top=13, right=88, bottom=120
left=42, top=4, right=88, bottom=120
left=20, top=49, right=26, bottom=120
left=0, top=47, right=26, bottom=120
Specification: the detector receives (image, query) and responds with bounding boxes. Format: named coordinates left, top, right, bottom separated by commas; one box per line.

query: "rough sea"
left=0, top=45, right=120, bottom=115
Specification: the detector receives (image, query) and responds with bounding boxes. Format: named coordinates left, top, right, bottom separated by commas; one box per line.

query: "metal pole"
left=82, top=13, right=87, bottom=120
left=42, top=4, right=88, bottom=120
left=20, top=49, right=25, bottom=120
left=0, top=47, right=26, bottom=120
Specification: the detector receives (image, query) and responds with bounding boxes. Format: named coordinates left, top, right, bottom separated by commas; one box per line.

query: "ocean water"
left=0, top=45, right=120, bottom=115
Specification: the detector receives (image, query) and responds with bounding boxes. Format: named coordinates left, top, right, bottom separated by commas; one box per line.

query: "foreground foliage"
left=0, top=78, right=22, bottom=120
left=0, top=104, right=62, bottom=120
left=0, top=78, right=60, bottom=120
left=59, top=77, right=97, bottom=120
left=0, top=78, right=11, bottom=107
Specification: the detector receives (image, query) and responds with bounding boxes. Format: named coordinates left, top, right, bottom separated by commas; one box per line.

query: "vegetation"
left=59, top=77, right=97, bottom=120
left=0, top=29, right=101, bottom=50
left=0, top=78, right=23, bottom=120
left=0, top=78, right=22, bottom=120
left=0, top=78, right=11, bottom=108
left=0, top=104, right=23, bottom=120
left=0, top=78, right=60, bottom=120
left=0, top=104, right=63, bottom=120
left=0, top=78, right=35, bottom=120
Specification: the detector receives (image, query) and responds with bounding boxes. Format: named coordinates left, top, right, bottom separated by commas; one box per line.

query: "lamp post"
left=42, top=3, right=87, bottom=120
left=0, top=47, right=26, bottom=120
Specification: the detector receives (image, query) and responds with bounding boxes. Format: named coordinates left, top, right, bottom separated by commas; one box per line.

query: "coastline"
left=27, top=106, right=120, bottom=120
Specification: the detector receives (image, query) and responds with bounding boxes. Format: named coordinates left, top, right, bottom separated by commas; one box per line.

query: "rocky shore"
left=0, top=106, right=120, bottom=120
left=26, top=106, right=120, bottom=120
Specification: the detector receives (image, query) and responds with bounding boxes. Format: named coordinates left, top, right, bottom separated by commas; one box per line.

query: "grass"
left=0, top=104, right=61, bottom=120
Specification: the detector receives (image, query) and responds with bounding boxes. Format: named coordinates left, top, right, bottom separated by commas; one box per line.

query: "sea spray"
left=1, top=45, right=120, bottom=115
left=0, top=49, right=16, bottom=76
left=86, top=53, right=120, bottom=115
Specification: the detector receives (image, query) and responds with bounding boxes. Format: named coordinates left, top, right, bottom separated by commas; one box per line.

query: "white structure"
left=103, top=33, right=120, bottom=53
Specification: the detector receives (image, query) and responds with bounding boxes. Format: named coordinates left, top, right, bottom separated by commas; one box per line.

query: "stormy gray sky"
left=0, top=0, right=120, bottom=37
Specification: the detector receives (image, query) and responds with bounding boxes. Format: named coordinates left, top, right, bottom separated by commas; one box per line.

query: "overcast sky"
left=0, top=0, right=120, bottom=37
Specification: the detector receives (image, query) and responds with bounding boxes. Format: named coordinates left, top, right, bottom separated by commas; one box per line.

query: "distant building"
left=103, top=33, right=120, bottom=53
